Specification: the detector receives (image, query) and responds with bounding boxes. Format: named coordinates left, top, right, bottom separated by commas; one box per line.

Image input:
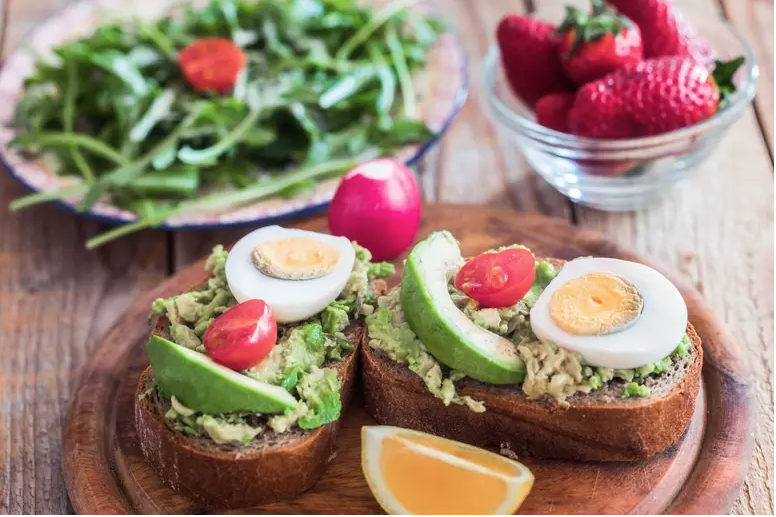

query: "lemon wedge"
left=361, top=426, right=534, bottom=515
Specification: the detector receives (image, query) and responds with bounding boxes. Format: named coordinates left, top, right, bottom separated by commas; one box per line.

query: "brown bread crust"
left=362, top=259, right=703, bottom=462
left=135, top=322, right=364, bottom=509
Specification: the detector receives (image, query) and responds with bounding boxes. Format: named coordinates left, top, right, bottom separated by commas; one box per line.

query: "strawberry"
left=568, top=56, right=744, bottom=139
left=496, top=15, right=575, bottom=108
left=535, top=92, right=576, bottom=133
left=556, top=0, right=643, bottom=85
left=606, top=0, right=713, bottom=62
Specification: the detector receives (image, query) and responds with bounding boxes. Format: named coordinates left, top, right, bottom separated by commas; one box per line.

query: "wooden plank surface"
left=0, top=0, right=773, bottom=514
left=404, top=0, right=572, bottom=217
left=0, top=1, right=169, bottom=514
left=720, top=0, right=775, bottom=153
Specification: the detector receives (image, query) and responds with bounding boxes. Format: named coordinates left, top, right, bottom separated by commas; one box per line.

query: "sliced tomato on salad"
left=178, top=38, right=246, bottom=94
left=203, top=299, right=277, bottom=371
left=454, top=249, right=536, bottom=308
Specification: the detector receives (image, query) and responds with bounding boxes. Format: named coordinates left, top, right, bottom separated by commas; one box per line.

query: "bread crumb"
left=499, top=443, right=520, bottom=461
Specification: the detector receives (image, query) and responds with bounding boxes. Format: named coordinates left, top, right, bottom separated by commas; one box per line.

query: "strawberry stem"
left=591, top=0, right=607, bottom=15
left=713, top=57, right=745, bottom=107
left=556, top=0, right=631, bottom=57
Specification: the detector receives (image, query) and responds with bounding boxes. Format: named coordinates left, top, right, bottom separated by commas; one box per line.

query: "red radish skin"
left=328, top=158, right=421, bottom=261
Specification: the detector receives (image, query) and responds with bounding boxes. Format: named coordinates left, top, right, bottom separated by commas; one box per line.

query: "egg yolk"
left=252, top=237, right=340, bottom=280
left=549, top=272, right=643, bottom=336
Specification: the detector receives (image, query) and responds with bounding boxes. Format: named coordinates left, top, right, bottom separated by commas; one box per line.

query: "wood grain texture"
left=63, top=206, right=754, bottom=515
left=416, top=0, right=571, bottom=217
left=720, top=0, right=775, bottom=153
left=0, top=3, right=167, bottom=514
left=0, top=178, right=169, bottom=515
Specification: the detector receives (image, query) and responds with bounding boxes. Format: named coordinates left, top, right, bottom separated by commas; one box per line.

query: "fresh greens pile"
left=9, top=0, right=443, bottom=248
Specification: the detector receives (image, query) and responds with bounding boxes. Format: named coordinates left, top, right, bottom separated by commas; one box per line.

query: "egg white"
left=529, top=258, right=688, bottom=369
left=225, top=226, right=356, bottom=323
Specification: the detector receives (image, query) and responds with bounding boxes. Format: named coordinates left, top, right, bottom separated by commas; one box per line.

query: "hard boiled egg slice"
left=529, top=258, right=687, bottom=369
left=225, top=226, right=355, bottom=323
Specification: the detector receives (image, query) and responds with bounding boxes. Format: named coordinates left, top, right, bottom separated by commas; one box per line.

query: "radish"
left=328, top=158, right=421, bottom=261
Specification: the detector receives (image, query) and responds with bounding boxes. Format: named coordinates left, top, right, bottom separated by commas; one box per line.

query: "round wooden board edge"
left=62, top=204, right=756, bottom=515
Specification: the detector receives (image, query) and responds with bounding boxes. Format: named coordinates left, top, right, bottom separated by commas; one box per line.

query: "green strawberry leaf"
left=556, top=0, right=629, bottom=57
left=713, top=57, right=746, bottom=108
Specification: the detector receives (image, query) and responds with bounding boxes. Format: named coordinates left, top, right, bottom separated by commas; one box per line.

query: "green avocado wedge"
left=400, top=232, right=526, bottom=384
left=146, top=335, right=298, bottom=414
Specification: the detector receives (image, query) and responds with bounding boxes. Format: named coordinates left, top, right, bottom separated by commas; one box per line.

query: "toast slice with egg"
left=362, top=259, right=703, bottom=462
left=135, top=280, right=388, bottom=509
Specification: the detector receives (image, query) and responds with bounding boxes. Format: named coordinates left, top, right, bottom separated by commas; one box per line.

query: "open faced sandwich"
left=136, top=226, right=393, bottom=508
left=362, top=232, right=702, bottom=461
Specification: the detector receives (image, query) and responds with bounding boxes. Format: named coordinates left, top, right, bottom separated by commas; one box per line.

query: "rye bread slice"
left=361, top=259, right=703, bottom=462
left=136, top=322, right=363, bottom=509
left=135, top=278, right=388, bottom=509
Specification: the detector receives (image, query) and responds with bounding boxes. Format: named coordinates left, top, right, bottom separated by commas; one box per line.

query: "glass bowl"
left=483, top=20, right=758, bottom=211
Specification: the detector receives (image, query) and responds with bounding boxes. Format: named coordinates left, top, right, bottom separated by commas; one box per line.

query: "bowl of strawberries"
left=484, top=0, right=758, bottom=211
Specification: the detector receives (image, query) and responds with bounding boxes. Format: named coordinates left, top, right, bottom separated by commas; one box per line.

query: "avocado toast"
left=362, top=232, right=702, bottom=461
left=136, top=228, right=392, bottom=508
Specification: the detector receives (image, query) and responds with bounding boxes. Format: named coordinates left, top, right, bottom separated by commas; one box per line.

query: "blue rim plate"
left=0, top=0, right=468, bottom=231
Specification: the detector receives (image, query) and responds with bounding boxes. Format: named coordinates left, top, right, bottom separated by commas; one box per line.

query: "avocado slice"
left=147, top=335, right=298, bottom=414
left=400, top=232, right=526, bottom=384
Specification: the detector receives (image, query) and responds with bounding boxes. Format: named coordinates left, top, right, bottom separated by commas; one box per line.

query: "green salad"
left=9, top=0, right=443, bottom=248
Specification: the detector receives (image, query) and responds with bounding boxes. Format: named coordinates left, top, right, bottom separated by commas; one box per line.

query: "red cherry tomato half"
left=454, top=249, right=536, bottom=308
left=203, top=300, right=277, bottom=371
left=178, top=38, right=246, bottom=94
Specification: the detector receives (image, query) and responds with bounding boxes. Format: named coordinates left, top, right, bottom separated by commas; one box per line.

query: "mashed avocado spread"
left=366, top=250, right=692, bottom=411
left=149, top=243, right=394, bottom=445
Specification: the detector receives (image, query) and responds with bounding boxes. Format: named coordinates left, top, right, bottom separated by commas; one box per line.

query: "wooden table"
left=0, top=0, right=772, bottom=514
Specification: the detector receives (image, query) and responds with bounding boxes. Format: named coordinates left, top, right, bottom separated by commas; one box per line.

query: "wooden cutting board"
left=62, top=204, right=754, bottom=514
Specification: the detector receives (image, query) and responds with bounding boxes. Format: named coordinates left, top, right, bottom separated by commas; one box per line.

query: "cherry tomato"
left=178, top=38, right=246, bottom=94
left=454, top=249, right=536, bottom=308
left=203, top=300, right=277, bottom=371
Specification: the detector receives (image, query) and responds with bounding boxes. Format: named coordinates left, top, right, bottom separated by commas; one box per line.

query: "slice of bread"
left=362, top=259, right=703, bottom=462
left=136, top=293, right=378, bottom=509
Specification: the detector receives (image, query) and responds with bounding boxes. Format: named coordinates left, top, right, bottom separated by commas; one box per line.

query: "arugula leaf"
left=319, top=66, right=378, bottom=109
left=177, top=106, right=263, bottom=164
left=385, top=21, right=416, bottom=118
left=90, top=50, right=151, bottom=96
left=368, top=42, right=396, bottom=117
left=80, top=108, right=204, bottom=209
left=11, top=133, right=130, bottom=167
left=129, top=89, right=176, bottom=142
left=371, top=117, right=434, bottom=147
left=62, top=60, right=95, bottom=182
left=336, top=0, right=425, bottom=59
